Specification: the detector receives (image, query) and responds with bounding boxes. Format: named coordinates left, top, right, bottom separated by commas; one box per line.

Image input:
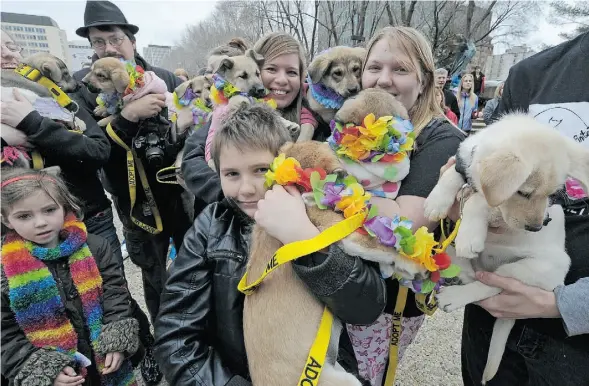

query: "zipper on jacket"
left=208, top=251, right=245, bottom=262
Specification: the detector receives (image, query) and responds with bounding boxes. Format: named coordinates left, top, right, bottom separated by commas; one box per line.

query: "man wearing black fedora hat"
left=73, top=2, right=192, bottom=385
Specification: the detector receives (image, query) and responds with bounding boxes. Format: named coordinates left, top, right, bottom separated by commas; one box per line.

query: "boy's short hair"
left=211, top=104, right=293, bottom=172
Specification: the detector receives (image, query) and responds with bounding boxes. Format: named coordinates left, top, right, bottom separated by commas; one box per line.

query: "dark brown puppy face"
left=24, top=53, right=78, bottom=92
left=308, top=46, right=366, bottom=98
left=82, top=57, right=129, bottom=94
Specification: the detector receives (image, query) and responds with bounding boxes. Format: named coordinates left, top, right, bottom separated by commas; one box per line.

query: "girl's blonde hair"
left=363, top=26, right=439, bottom=138
left=494, top=82, right=504, bottom=99
left=458, top=73, right=477, bottom=107
left=1, top=168, right=82, bottom=219
left=253, top=32, right=307, bottom=125
left=434, top=88, right=446, bottom=112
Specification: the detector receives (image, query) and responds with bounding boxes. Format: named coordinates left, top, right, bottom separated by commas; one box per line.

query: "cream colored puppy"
left=424, top=114, right=589, bottom=384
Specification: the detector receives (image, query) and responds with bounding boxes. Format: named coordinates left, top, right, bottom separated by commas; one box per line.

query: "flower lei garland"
left=306, top=75, right=345, bottom=110
left=171, top=88, right=213, bottom=130
left=96, top=60, right=145, bottom=114
left=328, top=113, right=415, bottom=165
left=264, top=153, right=461, bottom=294
left=210, top=73, right=277, bottom=108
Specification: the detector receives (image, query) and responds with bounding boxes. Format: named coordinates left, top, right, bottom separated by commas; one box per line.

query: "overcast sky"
left=1, top=0, right=579, bottom=55
left=1, top=0, right=217, bottom=53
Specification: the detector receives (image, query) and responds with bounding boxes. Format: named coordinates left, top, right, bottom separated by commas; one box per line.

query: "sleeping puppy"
left=424, top=114, right=589, bottom=384
left=303, top=46, right=365, bottom=141
left=1, top=53, right=84, bottom=168
left=244, top=140, right=425, bottom=386
left=82, top=57, right=169, bottom=127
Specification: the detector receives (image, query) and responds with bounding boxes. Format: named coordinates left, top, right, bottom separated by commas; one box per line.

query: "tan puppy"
left=303, top=46, right=365, bottom=141
left=424, top=114, right=589, bottom=383
left=244, top=140, right=420, bottom=386
left=173, top=74, right=213, bottom=111
left=82, top=57, right=170, bottom=127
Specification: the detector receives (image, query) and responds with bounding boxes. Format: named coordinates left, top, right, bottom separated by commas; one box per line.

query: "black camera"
left=134, top=131, right=166, bottom=168
left=133, top=112, right=171, bottom=168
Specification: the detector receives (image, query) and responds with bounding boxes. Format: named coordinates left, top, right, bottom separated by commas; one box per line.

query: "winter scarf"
left=1, top=214, right=137, bottom=385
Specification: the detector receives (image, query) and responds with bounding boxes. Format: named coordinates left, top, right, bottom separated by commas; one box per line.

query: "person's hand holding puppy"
left=102, top=352, right=124, bottom=375
left=1, top=89, right=34, bottom=127
left=255, top=185, right=319, bottom=245
left=476, top=271, right=560, bottom=319
left=120, top=94, right=166, bottom=122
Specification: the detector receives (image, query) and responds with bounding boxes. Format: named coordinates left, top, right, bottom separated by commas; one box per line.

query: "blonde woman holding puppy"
left=182, top=32, right=327, bottom=217
left=456, top=73, right=479, bottom=132
left=254, top=26, right=465, bottom=386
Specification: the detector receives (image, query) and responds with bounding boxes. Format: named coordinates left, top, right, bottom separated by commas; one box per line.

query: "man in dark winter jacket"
left=72, top=1, right=191, bottom=384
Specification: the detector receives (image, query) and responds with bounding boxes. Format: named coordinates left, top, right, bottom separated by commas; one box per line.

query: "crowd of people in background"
left=1, top=1, right=587, bottom=386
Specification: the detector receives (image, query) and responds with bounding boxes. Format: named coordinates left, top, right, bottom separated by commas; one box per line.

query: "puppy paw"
left=435, top=285, right=468, bottom=312
left=423, top=187, right=455, bottom=221
left=379, top=263, right=395, bottom=279
left=454, top=229, right=486, bottom=259
left=94, top=106, right=107, bottom=117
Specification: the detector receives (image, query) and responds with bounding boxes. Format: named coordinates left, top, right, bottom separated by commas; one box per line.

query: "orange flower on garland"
left=336, top=183, right=371, bottom=218
left=265, top=154, right=301, bottom=188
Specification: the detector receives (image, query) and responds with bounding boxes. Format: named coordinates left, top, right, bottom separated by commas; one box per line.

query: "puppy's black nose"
left=525, top=224, right=543, bottom=232
left=249, top=85, right=267, bottom=98
left=347, top=86, right=360, bottom=95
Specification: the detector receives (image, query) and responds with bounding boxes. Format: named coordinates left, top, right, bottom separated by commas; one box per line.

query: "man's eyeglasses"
left=90, top=36, right=127, bottom=50
left=2, top=43, right=23, bottom=53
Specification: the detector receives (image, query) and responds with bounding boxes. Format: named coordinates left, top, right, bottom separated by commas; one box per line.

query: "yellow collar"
left=14, top=63, right=79, bottom=113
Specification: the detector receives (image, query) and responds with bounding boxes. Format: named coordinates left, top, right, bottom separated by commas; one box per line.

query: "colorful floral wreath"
left=328, top=114, right=415, bottom=164
left=210, top=73, right=277, bottom=108
left=264, top=153, right=461, bottom=294
left=172, top=88, right=213, bottom=130
left=96, top=60, right=145, bottom=114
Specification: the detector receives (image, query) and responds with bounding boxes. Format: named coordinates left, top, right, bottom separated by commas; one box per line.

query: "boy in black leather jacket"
left=154, top=104, right=386, bottom=386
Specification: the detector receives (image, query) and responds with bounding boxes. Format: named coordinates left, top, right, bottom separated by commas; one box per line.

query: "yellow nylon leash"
left=155, top=165, right=180, bottom=185
left=14, top=64, right=79, bottom=113
left=383, top=286, right=409, bottom=386
left=106, top=123, right=163, bottom=234
left=238, top=212, right=366, bottom=386
left=238, top=212, right=366, bottom=295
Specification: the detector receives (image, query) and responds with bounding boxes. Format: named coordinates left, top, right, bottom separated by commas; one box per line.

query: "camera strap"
left=106, top=123, right=163, bottom=234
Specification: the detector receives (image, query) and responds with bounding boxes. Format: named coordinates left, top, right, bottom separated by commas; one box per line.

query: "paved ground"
left=114, top=210, right=464, bottom=386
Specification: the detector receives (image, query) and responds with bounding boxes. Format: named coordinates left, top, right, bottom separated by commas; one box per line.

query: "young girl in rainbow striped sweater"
left=1, top=168, right=139, bottom=386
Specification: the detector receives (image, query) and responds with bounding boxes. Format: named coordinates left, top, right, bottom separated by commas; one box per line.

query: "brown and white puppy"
left=303, top=46, right=365, bottom=141
left=213, top=49, right=266, bottom=110
left=424, top=114, right=589, bottom=383
left=244, top=141, right=420, bottom=386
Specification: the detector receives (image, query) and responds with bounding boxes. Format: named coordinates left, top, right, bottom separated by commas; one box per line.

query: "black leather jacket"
left=153, top=200, right=386, bottom=386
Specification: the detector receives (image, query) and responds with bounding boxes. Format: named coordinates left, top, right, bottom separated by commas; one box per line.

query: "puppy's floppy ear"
left=40, top=61, right=61, bottom=81
left=246, top=49, right=264, bottom=66
left=477, top=150, right=532, bottom=207
left=308, top=55, right=332, bottom=84
left=353, top=47, right=367, bottom=61
left=174, top=80, right=190, bottom=98
left=566, top=139, right=589, bottom=194
left=217, top=57, right=234, bottom=76
left=111, top=68, right=130, bottom=94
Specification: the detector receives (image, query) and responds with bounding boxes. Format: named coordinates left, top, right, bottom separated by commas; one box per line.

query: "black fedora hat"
left=76, top=1, right=139, bottom=38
